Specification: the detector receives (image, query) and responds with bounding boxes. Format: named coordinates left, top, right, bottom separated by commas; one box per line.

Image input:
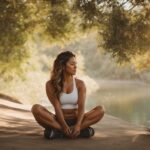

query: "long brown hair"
left=50, top=51, right=75, bottom=98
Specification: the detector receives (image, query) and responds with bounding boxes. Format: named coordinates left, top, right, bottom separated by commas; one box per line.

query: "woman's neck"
left=63, top=73, right=73, bottom=83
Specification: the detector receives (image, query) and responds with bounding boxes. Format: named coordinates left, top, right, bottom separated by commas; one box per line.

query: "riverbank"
left=0, top=98, right=149, bottom=150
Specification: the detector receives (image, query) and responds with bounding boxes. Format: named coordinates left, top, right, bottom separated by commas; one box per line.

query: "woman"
left=31, top=51, right=105, bottom=139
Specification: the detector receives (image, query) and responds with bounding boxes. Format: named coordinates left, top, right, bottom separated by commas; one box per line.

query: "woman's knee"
left=31, top=104, right=43, bottom=115
left=95, top=105, right=105, bottom=116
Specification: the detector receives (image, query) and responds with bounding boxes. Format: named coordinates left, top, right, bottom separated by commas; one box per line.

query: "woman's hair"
left=50, top=51, right=75, bottom=98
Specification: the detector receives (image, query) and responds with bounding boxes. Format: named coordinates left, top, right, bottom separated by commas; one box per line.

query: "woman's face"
left=64, top=56, right=77, bottom=75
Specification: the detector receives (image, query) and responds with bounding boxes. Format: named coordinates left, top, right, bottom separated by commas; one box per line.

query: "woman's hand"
left=71, top=124, right=81, bottom=138
left=63, top=125, right=72, bottom=137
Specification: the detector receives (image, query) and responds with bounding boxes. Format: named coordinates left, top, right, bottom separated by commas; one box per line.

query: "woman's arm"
left=76, top=80, right=86, bottom=126
left=45, top=81, right=71, bottom=134
left=71, top=80, right=86, bottom=138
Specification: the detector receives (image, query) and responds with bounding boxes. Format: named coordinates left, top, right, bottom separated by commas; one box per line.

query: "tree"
left=0, top=0, right=73, bottom=80
left=74, top=0, right=150, bottom=64
left=0, top=0, right=150, bottom=80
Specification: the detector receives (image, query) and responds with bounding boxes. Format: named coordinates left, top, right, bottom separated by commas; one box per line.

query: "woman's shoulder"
left=45, top=80, right=54, bottom=91
left=46, top=80, right=51, bottom=85
left=74, top=77, right=86, bottom=89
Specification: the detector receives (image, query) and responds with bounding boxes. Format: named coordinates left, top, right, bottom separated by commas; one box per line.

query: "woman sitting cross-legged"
left=31, top=51, right=105, bottom=139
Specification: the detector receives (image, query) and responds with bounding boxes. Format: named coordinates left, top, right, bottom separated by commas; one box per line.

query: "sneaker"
left=44, top=128, right=64, bottom=139
left=79, top=127, right=95, bottom=138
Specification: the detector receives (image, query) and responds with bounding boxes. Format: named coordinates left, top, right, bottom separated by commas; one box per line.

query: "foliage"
left=0, top=0, right=150, bottom=80
left=0, top=0, right=42, bottom=79
left=74, top=0, right=150, bottom=65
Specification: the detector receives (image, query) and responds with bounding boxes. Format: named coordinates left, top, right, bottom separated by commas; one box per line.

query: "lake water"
left=87, top=80, right=150, bottom=126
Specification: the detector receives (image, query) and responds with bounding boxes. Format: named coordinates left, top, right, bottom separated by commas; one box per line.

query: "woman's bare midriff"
left=62, top=108, right=78, bottom=120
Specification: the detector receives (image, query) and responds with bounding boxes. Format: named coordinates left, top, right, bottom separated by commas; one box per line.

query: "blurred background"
left=0, top=0, right=150, bottom=126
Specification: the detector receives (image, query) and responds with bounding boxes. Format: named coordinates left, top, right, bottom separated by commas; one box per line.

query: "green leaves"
left=0, top=1, right=29, bottom=79
left=44, top=4, right=71, bottom=41
left=73, top=0, right=150, bottom=67
left=0, top=0, right=150, bottom=80
left=102, top=3, right=150, bottom=63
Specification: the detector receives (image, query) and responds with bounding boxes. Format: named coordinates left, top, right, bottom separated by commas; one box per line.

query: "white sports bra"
left=59, top=77, right=78, bottom=109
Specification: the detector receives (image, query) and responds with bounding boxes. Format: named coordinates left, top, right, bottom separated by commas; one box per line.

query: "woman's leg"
left=80, top=105, right=105, bottom=130
left=31, top=104, right=62, bottom=130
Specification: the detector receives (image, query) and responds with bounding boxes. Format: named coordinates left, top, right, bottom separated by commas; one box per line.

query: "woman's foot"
left=44, top=128, right=64, bottom=139
left=44, top=127, right=95, bottom=139
left=79, top=127, right=95, bottom=138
